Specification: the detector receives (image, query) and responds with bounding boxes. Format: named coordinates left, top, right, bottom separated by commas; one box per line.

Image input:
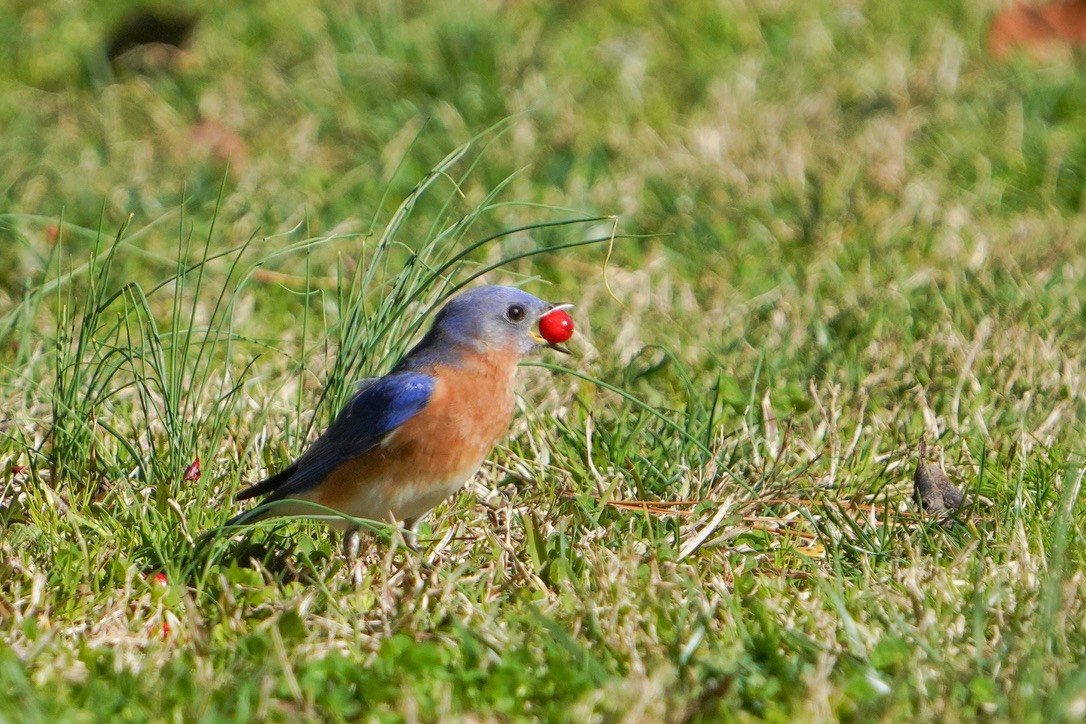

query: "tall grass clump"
left=8, top=127, right=632, bottom=574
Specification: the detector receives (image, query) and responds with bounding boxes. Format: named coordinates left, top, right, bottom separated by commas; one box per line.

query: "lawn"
left=2, top=0, right=1086, bottom=720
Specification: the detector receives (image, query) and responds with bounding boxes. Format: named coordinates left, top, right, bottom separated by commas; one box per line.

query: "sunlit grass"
left=3, top=0, right=1086, bottom=720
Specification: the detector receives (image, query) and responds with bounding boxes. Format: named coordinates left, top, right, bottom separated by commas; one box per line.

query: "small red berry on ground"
left=184, top=457, right=201, bottom=481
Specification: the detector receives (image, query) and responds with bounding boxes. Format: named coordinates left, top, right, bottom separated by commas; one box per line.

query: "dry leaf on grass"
left=913, top=439, right=964, bottom=515
left=989, top=1, right=1086, bottom=61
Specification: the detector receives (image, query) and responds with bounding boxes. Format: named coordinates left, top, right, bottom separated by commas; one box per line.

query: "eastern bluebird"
left=227, top=285, right=572, bottom=556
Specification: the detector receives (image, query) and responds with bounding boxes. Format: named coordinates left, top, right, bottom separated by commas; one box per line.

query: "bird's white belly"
left=301, top=467, right=478, bottom=530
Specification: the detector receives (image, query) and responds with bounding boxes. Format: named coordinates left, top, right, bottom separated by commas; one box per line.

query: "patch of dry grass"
left=3, top=0, right=1086, bottom=720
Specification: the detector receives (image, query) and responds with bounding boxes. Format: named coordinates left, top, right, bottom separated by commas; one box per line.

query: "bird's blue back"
left=266, top=371, right=435, bottom=500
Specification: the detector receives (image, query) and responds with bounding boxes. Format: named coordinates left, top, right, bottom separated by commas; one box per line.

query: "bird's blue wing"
left=263, top=372, right=435, bottom=500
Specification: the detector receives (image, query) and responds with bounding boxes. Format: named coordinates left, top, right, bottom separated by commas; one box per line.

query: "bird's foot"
left=401, top=515, right=427, bottom=552
left=342, top=526, right=362, bottom=560
left=340, top=526, right=370, bottom=587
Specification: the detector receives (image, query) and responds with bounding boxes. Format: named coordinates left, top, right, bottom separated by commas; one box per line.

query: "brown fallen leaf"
left=189, top=118, right=249, bottom=172
left=988, top=0, right=1086, bottom=61
left=913, top=439, right=964, bottom=515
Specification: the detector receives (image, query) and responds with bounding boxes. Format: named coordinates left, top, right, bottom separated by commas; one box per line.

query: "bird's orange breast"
left=305, top=347, right=519, bottom=524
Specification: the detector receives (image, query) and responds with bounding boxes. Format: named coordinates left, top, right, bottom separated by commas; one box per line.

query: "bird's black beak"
left=546, top=341, right=571, bottom=354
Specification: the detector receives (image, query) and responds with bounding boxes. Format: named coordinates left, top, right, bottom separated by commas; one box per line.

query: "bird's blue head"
left=401, top=285, right=572, bottom=369
left=435, top=285, right=572, bottom=355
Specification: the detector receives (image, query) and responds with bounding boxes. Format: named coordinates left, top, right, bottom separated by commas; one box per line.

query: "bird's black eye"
left=506, top=304, right=525, bottom=322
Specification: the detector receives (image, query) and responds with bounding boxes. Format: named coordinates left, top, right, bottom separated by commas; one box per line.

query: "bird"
left=226, top=285, right=573, bottom=558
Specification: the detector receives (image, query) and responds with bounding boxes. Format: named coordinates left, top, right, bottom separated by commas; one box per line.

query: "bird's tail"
left=222, top=503, right=272, bottom=529
left=194, top=504, right=270, bottom=550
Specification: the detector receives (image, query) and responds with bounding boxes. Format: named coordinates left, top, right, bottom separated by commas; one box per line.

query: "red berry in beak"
left=538, top=309, right=574, bottom=344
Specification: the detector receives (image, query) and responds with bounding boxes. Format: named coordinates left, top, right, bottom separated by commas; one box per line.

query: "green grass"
left=3, top=0, right=1086, bottom=720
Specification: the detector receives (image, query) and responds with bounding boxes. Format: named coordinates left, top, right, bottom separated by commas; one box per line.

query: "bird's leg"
left=342, top=525, right=362, bottom=561
left=341, top=525, right=365, bottom=587
left=399, top=515, right=443, bottom=588
left=402, top=516, right=422, bottom=552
